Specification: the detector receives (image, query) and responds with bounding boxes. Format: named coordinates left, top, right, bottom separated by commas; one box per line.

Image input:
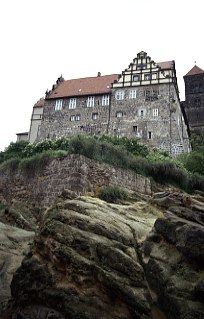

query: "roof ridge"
left=184, top=65, right=204, bottom=77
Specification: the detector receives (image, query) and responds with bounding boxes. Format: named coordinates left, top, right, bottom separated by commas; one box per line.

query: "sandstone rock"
left=11, top=196, right=161, bottom=319
left=0, top=222, right=34, bottom=316
left=144, top=191, right=204, bottom=318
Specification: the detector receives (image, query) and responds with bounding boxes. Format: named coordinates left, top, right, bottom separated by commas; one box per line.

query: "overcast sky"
left=0, top=0, right=203, bottom=151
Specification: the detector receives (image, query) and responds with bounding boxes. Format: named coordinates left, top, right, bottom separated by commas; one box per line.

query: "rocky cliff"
left=0, top=185, right=204, bottom=319
left=5, top=190, right=204, bottom=319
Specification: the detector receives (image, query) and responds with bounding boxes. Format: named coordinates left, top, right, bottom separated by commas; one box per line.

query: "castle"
left=19, top=51, right=199, bottom=155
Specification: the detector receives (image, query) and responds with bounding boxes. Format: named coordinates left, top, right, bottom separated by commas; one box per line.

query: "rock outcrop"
left=0, top=221, right=34, bottom=316
left=1, top=190, right=204, bottom=319
left=10, top=195, right=162, bottom=319
left=144, top=192, right=204, bottom=319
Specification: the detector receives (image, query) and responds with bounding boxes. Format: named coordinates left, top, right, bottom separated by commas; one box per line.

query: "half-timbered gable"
left=34, top=51, right=190, bottom=155
left=109, top=51, right=190, bottom=155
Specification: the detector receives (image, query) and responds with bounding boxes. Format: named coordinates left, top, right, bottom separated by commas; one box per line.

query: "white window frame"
left=102, top=95, right=110, bottom=106
left=75, top=114, right=81, bottom=121
left=87, top=96, right=95, bottom=107
left=70, top=115, right=75, bottom=121
left=116, top=111, right=123, bottom=118
left=129, top=89, right=137, bottom=99
left=115, top=90, right=125, bottom=100
left=55, top=99, right=63, bottom=110
left=153, top=108, right=158, bottom=117
left=69, top=98, right=77, bottom=109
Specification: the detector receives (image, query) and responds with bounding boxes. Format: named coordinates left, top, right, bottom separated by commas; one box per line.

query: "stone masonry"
left=0, top=154, right=152, bottom=209
left=35, top=52, right=190, bottom=156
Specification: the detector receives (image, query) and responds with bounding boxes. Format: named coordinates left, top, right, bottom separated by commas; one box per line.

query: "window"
left=145, top=89, right=159, bottom=101
left=148, top=131, right=152, bottom=139
left=70, top=114, right=81, bottom=121
left=144, top=74, right=151, bottom=81
left=153, top=108, right=158, bottom=117
left=92, top=113, right=98, bottom=120
left=194, top=98, right=201, bottom=107
left=102, top=95, right=110, bottom=106
left=116, top=111, right=123, bottom=118
left=137, top=64, right=147, bottom=70
left=69, top=98, right=77, bottom=109
left=75, top=114, right=81, bottom=121
left=138, top=109, right=145, bottom=117
left=55, top=99, right=63, bottom=110
left=115, top=90, right=124, bottom=100
left=133, top=75, right=140, bottom=82
left=133, top=125, right=138, bottom=132
left=87, top=96, right=95, bottom=107
left=129, top=89, right=137, bottom=99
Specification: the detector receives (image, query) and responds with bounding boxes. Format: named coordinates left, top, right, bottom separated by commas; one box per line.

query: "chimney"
left=97, top=72, right=101, bottom=77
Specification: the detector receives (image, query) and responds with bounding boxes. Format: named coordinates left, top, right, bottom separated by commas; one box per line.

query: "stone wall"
left=110, top=83, right=190, bottom=155
left=0, top=154, right=152, bottom=209
left=38, top=94, right=110, bottom=141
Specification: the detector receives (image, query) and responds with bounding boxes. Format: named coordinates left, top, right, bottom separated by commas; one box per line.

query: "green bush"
left=19, top=150, right=62, bottom=177
left=99, top=185, right=128, bottom=203
left=187, top=173, right=204, bottom=193
left=0, top=157, right=21, bottom=171
left=97, top=135, right=149, bottom=157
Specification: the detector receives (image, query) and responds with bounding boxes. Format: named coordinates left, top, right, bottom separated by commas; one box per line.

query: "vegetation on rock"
left=1, top=135, right=204, bottom=193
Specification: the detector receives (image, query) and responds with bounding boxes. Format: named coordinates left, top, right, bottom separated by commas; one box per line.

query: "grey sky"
left=0, top=0, right=203, bottom=151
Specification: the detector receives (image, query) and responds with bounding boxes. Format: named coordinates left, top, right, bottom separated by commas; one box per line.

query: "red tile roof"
left=34, top=97, right=45, bottom=108
left=184, top=65, right=204, bottom=77
left=48, top=74, right=119, bottom=99
left=157, top=61, right=173, bottom=70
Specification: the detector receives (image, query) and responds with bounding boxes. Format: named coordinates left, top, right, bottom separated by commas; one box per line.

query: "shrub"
left=147, top=161, right=188, bottom=190
left=187, top=173, right=204, bottom=193
left=19, top=150, right=57, bottom=177
left=99, top=185, right=128, bottom=203
left=0, top=157, right=21, bottom=172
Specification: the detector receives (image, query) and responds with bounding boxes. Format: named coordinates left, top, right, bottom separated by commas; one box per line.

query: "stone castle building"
left=26, top=51, right=191, bottom=155
left=182, top=65, right=204, bottom=133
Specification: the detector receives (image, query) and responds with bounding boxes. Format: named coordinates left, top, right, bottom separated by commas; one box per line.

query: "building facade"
left=183, top=65, right=204, bottom=133
left=32, top=51, right=190, bottom=155
left=28, top=97, right=44, bottom=143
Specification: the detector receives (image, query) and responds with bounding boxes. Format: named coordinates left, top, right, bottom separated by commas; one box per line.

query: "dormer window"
left=115, top=90, right=124, bottom=100
left=55, top=99, right=63, bottom=110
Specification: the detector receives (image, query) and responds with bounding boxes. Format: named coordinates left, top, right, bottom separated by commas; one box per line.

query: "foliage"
left=0, top=157, right=21, bottom=171
left=1, top=135, right=204, bottom=193
left=188, top=173, right=204, bottom=192
left=97, top=135, right=149, bottom=157
left=0, top=141, right=28, bottom=164
left=184, top=151, right=204, bottom=176
left=190, top=128, right=204, bottom=151
left=98, top=185, right=128, bottom=203
left=19, top=150, right=67, bottom=177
